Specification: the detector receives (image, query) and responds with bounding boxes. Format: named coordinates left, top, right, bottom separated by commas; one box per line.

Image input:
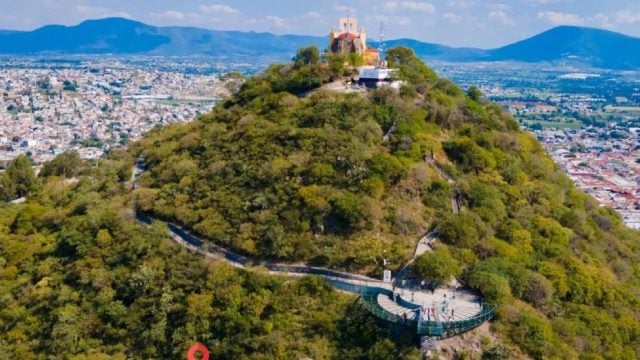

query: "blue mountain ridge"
left=1, top=18, right=640, bottom=69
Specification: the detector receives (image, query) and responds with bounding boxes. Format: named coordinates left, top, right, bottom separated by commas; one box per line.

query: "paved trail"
left=137, top=214, right=483, bottom=323
left=137, top=213, right=386, bottom=287
left=394, top=158, right=462, bottom=282
left=132, top=159, right=489, bottom=335
left=426, top=157, right=462, bottom=214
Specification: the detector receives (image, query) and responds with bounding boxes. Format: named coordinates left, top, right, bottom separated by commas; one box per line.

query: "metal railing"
left=416, top=304, right=496, bottom=337
left=360, top=287, right=419, bottom=327
left=358, top=286, right=496, bottom=339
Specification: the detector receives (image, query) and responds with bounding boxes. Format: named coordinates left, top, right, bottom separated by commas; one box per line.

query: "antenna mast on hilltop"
left=378, top=22, right=386, bottom=68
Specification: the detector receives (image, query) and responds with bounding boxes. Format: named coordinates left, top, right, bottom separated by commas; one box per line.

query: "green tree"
left=414, top=246, right=462, bottom=283
left=443, top=138, right=496, bottom=174
left=331, top=192, right=366, bottom=231
left=327, top=53, right=347, bottom=78
left=436, top=213, right=484, bottom=248
left=348, top=52, right=364, bottom=67
left=1, top=154, right=37, bottom=200
left=510, top=313, right=555, bottom=359
left=482, top=344, right=513, bottom=360
left=467, top=85, right=485, bottom=103
left=40, top=150, right=83, bottom=178
left=467, top=271, right=512, bottom=304
left=294, top=45, right=320, bottom=67
left=522, top=272, right=553, bottom=311
left=385, top=46, right=437, bottom=86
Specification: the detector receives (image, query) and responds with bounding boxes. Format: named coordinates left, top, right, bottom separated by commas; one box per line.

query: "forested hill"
left=1, top=46, right=640, bottom=358
left=132, top=47, right=640, bottom=358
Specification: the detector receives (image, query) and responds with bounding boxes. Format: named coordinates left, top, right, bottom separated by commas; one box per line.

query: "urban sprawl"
left=0, top=56, right=257, bottom=163
left=437, top=61, right=640, bottom=229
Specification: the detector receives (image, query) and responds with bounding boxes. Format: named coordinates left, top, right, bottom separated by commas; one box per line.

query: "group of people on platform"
left=418, top=293, right=456, bottom=323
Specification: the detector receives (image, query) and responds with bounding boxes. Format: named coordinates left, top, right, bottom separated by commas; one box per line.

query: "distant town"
left=434, top=61, right=640, bottom=130
left=538, top=126, right=640, bottom=229
left=0, top=55, right=260, bottom=163
left=435, top=61, right=640, bottom=228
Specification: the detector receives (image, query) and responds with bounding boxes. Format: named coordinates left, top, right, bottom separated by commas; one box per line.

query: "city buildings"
left=0, top=56, right=245, bottom=163
left=538, top=127, right=640, bottom=229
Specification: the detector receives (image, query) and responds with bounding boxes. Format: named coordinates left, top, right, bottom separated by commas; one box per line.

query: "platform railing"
left=416, top=304, right=496, bottom=337
left=359, top=286, right=496, bottom=339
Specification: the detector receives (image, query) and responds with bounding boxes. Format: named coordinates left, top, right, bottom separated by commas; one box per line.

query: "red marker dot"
left=187, top=343, right=210, bottom=360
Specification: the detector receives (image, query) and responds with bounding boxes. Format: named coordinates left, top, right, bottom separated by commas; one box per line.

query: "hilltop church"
left=328, top=16, right=380, bottom=66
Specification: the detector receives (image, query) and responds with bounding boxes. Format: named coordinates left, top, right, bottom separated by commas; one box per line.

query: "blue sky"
left=2, top=0, right=640, bottom=48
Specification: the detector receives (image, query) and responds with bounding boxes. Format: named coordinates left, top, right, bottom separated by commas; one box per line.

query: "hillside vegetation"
left=133, top=46, right=640, bottom=359
left=0, top=150, right=420, bottom=359
left=0, top=46, right=639, bottom=359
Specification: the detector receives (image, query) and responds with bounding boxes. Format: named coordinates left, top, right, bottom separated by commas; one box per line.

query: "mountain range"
left=1, top=17, right=640, bottom=69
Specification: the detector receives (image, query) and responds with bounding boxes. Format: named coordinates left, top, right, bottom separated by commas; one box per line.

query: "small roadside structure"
left=357, top=66, right=399, bottom=88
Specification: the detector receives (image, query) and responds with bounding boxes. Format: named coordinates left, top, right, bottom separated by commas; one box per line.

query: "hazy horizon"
left=2, top=15, right=640, bottom=52
left=2, top=0, right=640, bottom=48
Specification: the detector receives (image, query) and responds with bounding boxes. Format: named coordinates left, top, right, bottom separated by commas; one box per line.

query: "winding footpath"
left=394, top=158, right=461, bottom=282
left=136, top=213, right=493, bottom=339
left=132, top=159, right=494, bottom=340
left=136, top=213, right=385, bottom=287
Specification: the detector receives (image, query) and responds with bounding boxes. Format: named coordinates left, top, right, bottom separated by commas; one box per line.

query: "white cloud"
left=75, top=5, right=109, bottom=15
left=521, top=0, right=567, bottom=4
left=333, top=5, right=356, bottom=14
left=265, top=15, right=286, bottom=29
left=397, top=17, right=412, bottom=26
left=384, top=2, right=399, bottom=11
left=74, top=5, right=131, bottom=19
left=489, top=10, right=515, bottom=26
left=615, top=10, right=640, bottom=25
left=592, top=14, right=613, bottom=28
left=448, top=0, right=471, bottom=9
left=150, top=10, right=186, bottom=21
left=385, top=1, right=435, bottom=13
left=303, top=11, right=325, bottom=22
left=110, top=11, right=132, bottom=19
left=370, top=14, right=413, bottom=27
left=442, top=12, right=462, bottom=24
left=198, top=4, right=239, bottom=15
left=490, top=4, right=511, bottom=11
left=401, top=1, right=436, bottom=12
left=537, top=11, right=585, bottom=25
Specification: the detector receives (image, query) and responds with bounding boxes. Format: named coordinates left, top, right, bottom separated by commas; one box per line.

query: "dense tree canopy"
left=131, top=47, right=640, bottom=358
left=0, top=150, right=420, bottom=359
left=40, top=150, right=83, bottom=178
